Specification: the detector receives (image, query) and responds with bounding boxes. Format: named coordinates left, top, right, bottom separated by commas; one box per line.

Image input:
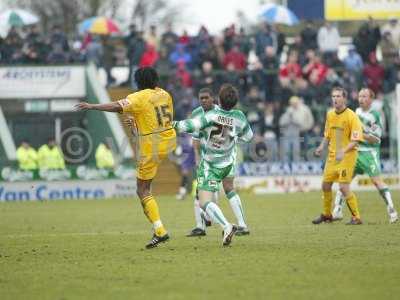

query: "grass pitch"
left=1, top=191, right=399, bottom=300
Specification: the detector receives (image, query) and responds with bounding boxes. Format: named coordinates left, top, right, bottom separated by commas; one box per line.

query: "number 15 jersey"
left=118, top=88, right=176, bottom=158
left=176, top=106, right=253, bottom=168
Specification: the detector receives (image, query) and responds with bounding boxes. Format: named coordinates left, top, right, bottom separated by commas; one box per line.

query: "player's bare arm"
left=314, top=138, right=328, bottom=157
left=336, top=141, right=359, bottom=161
left=75, top=101, right=122, bottom=113
left=362, top=132, right=380, bottom=144
left=193, top=139, right=201, bottom=166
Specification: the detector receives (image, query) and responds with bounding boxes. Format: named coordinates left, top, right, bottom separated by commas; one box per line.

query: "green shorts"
left=354, top=151, right=381, bottom=177
left=197, top=160, right=233, bottom=192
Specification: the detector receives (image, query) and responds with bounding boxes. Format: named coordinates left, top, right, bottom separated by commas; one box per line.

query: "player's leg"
left=187, top=163, right=211, bottom=237
left=332, top=188, right=345, bottom=220
left=187, top=188, right=207, bottom=237
left=198, top=190, right=237, bottom=246
left=312, top=181, right=334, bottom=224
left=176, top=168, right=189, bottom=200
left=371, top=176, right=398, bottom=223
left=339, top=182, right=362, bottom=224
left=333, top=158, right=362, bottom=220
left=312, top=161, right=335, bottom=224
left=136, top=159, right=169, bottom=248
left=364, top=151, right=398, bottom=223
left=197, top=161, right=237, bottom=246
left=222, top=177, right=249, bottom=235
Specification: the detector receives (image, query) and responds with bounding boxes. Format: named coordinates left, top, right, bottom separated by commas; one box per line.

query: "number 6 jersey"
left=118, top=88, right=176, bottom=158
left=175, top=106, right=253, bottom=168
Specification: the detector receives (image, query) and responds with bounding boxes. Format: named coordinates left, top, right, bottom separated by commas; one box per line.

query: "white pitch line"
left=1, top=231, right=146, bottom=239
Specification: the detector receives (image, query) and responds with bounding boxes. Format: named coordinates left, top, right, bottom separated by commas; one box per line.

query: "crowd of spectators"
left=1, top=18, right=400, bottom=161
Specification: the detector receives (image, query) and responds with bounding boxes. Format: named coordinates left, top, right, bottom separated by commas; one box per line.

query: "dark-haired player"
left=75, top=67, right=176, bottom=248
left=187, top=87, right=250, bottom=237
left=174, top=84, right=253, bottom=246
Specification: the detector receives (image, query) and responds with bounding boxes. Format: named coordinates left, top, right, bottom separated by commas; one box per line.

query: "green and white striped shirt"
left=356, top=107, right=382, bottom=153
left=175, top=106, right=253, bottom=168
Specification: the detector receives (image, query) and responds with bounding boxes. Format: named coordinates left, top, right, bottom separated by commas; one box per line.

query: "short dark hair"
left=198, top=87, right=214, bottom=97
left=331, top=86, right=348, bottom=98
left=134, top=67, right=159, bottom=90
left=218, top=84, right=239, bottom=110
left=360, top=87, right=375, bottom=99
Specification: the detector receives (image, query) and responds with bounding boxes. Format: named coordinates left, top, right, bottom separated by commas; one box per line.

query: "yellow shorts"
left=135, top=134, right=176, bottom=180
left=136, top=153, right=167, bottom=180
left=323, top=157, right=357, bottom=183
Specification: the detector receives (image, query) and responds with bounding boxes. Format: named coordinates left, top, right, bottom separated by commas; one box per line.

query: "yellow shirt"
left=16, top=146, right=38, bottom=170
left=95, top=143, right=115, bottom=169
left=324, top=107, right=363, bottom=162
left=118, top=88, right=176, bottom=157
left=38, top=145, right=65, bottom=170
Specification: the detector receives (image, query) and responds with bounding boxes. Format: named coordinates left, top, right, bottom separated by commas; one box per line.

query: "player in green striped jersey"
left=174, top=84, right=253, bottom=246
left=187, top=88, right=250, bottom=238
left=332, top=88, right=398, bottom=223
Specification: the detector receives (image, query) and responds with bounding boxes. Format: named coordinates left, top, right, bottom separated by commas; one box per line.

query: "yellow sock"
left=142, top=195, right=167, bottom=236
left=323, top=191, right=333, bottom=216
left=345, top=193, right=361, bottom=219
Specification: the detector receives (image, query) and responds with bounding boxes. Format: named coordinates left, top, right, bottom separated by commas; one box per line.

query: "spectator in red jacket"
left=279, top=50, right=308, bottom=92
left=175, top=61, right=192, bottom=87
left=303, top=50, right=328, bottom=86
left=139, top=43, right=159, bottom=67
left=222, top=44, right=247, bottom=71
left=363, top=51, right=385, bottom=94
left=179, top=30, right=190, bottom=45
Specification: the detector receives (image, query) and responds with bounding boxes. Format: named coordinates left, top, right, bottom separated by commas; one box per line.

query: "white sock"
left=379, top=188, right=394, bottom=211
left=333, top=190, right=344, bottom=216
left=227, top=191, right=246, bottom=227
left=194, top=197, right=205, bottom=230
left=204, top=201, right=229, bottom=230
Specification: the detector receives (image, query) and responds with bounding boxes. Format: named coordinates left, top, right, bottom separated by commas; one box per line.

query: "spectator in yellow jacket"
left=38, top=139, right=65, bottom=170
left=95, top=142, right=115, bottom=169
left=16, top=141, right=38, bottom=171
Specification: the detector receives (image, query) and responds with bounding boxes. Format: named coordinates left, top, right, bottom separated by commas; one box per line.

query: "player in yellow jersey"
left=313, top=87, right=363, bottom=225
left=75, top=67, right=176, bottom=248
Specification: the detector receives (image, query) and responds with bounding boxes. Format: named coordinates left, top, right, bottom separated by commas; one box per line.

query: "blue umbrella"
left=260, top=4, right=299, bottom=26
left=78, top=17, right=97, bottom=34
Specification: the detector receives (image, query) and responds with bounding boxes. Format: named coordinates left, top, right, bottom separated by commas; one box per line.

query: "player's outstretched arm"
left=173, top=115, right=208, bottom=134
left=237, top=123, right=253, bottom=144
left=75, top=101, right=122, bottom=113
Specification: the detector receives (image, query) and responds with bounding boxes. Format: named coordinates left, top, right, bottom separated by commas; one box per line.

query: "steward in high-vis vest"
left=95, top=142, right=115, bottom=169
left=16, top=141, right=38, bottom=170
left=37, top=139, right=65, bottom=170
